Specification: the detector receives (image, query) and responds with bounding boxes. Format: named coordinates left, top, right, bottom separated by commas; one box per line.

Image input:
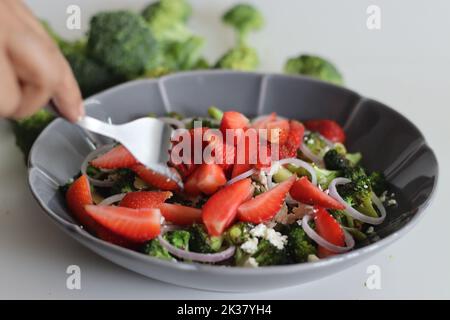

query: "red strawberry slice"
left=237, top=176, right=296, bottom=223
left=235, top=133, right=271, bottom=169
left=278, top=120, right=305, bottom=159
left=220, top=111, right=249, bottom=132
left=84, top=205, right=161, bottom=242
left=289, top=177, right=345, bottom=210
left=159, top=203, right=202, bottom=225
left=202, top=178, right=254, bottom=236
left=251, top=112, right=277, bottom=129
left=90, top=145, right=138, bottom=169
left=314, top=206, right=345, bottom=258
left=66, top=175, right=136, bottom=247
left=119, top=191, right=172, bottom=209
left=266, top=119, right=290, bottom=145
left=304, top=119, right=346, bottom=143
left=183, top=167, right=202, bottom=196
left=196, top=164, right=227, bottom=195
left=131, top=164, right=180, bottom=191
left=231, top=163, right=253, bottom=179
left=66, top=175, right=96, bottom=231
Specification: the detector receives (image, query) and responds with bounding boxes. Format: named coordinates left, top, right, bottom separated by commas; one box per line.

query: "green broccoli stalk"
left=285, top=224, right=316, bottom=263
left=225, top=222, right=253, bottom=245
left=284, top=54, right=344, bottom=85
left=87, top=11, right=160, bottom=79
left=10, top=110, right=55, bottom=162
left=222, top=4, right=264, bottom=46
left=189, top=224, right=223, bottom=253
left=207, top=106, right=224, bottom=121
left=216, top=4, right=263, bottom=71
left=142, top=0, right=192, bottom=42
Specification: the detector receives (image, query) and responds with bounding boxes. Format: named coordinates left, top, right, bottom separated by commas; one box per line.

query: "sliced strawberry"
left=266, top=119, right=290, bottom=145
left=119, top=191, right=172, bottom=209
left=231, top=163, right=253, bottom=179
left=159, top=203, right=202, bottom=225
left=196, top=164, right=227, bottom=195
left=251, top=112, right=277, bottom=129
left=314, top=206, right=345, bottom=258
left=90, top=145, right=138, bottom=169
left=184, top=167, right=202, bottom=196
left=66, top=175, right=96, bottom=231
left=131, top=164, right=180, bottom=191
left=66, top=175, right=136, bottom=247
left=220, top=111, right=249, bottom=133
left=202, top=178, right=254, bottom=236
left=85, top=205, right=161, bottom=242
left=235, top=133, right=271, bottom=168
left=304, top=119, right=346, bottom=143
left=289, top=176, right=345, bottom=210
left=278, top=120, right=304, bottom=159
left=237, top=176, right=296, bottom=223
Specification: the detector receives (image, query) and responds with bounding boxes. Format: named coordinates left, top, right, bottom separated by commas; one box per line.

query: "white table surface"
left=0, top=0, right=448, bottom=299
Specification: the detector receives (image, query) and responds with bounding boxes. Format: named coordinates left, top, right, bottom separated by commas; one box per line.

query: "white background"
left=0, top=0, right=449, bottom=299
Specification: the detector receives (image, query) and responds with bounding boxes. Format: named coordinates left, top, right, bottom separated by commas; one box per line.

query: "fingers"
left=0, top=53, right=21, bottom=118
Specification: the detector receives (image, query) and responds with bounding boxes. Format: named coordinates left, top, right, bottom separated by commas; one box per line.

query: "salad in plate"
left=61, top=107, right=394, bottom=267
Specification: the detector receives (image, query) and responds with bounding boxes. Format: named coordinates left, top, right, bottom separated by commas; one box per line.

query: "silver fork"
left=77, top=116, right=182, bottom=187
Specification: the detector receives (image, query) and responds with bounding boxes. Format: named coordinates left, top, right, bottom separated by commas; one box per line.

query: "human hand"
left=0, top=0, right=83, bottom=122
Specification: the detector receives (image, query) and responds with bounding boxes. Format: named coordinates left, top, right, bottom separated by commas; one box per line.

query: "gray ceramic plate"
left=28, top=70, right=438, bottom=292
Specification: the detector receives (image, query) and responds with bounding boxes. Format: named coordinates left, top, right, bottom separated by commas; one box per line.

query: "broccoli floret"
left=369, top=171, right=387, bottom=196
left=302, top=132, right=329, bottom=156
left=189, top=224, right=223, bottom=253
left=222, top=4, right=264, bottom=45
left=163, top=36, right=205, bottom=70
left=284, top=54, right=344, bottom=85
left=165, top=230, right=190, bottom=250
left=225, top=222, right=253, bottom=245
left=236, top=239, right=287, bottom=267
left=346, top=152, right=362, bottom=166
left=87, top=11, right=160, bottom=79
left=285, top=224, right=316, bottom=263
left=215, top=45, right=259, bottom=71
left=323, top=149, right=351, bottom=171
left=10, top=110, right=55, bottom=162
left=314, top=165, right=340, bottom=190
left=143, top=239, right=172, bottom=260
left=109, top=169, right=136, bottom=194
left=142, top=0, right=192, bottom=42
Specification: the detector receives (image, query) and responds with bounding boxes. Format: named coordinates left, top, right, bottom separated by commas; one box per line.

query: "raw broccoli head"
left=215, top=45, right=259, bottom=71
left=163, top=36, right=205, bottom=70
left=143, top=239, right=172, bottom=260
left=369, top=171, right=387, bottom=197
left=222, top=3, right=264, bottom=44
left=285, top=224, right=316, bottom=263
left=225, top=222, right=253, bottom=245
left=284, top=54, right=344, bottom=85
left=87, top=11, right=160, bottom=79
left=165, top=230, right=190, bottom=250
left=323, top=149, right=352, bottom=171
left=142, top=0, right=192, bottom=42
left=189, top=224, right=223, bottom=253
left=11, top=110, right=55, bottom=162
left=238, top=239, right=287, bottom=267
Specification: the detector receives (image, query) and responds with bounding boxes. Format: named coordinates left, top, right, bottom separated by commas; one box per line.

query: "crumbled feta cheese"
left=387, top=199, right=397, bottom=207
left=250, top=224, right=267, bottom=238
left=379, top=191, right=388, bottom=202
left=366, top=226, right=374, bottom=234
left=265, top=228, right=287, bottom=250
left=252, top=171, right=268, bottom=188
left=249, top=224, right=287, bottom=249
left=307, top=254, right=320, bottom=262
left=243, top=257, right=259, bottom=268
left=240, top=238, right=259, bottom=255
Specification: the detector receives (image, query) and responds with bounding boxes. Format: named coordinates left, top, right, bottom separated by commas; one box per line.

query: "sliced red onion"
left=81, top=144, right=116, bottom=187
left=267, top=158, right=317, bottom=190
left=328, top=178, right=386, bottom=225
left=300, top=143, right=324, bottom=167
left=158, top=117, right=185, bottom=129
left=157, top=235, right=236, bottom=263
left=99, top=193, right=126, bottom=206
left=226, top=168, right=256, bottom=185
left=302, top=214, right=355, bottom=253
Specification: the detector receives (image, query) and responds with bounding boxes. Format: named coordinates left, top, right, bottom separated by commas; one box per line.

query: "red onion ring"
left=158, top=117, right=185, bottom=129
left=328, top=178, right=386, bottom=225
left=81, top=144, right=116, bottom=187
left=267, top=158, right=317, bottom=190
left=99, top=193, right=126, bottom=206
left=302, top=214, right=355, bottom=253
left=157, top=234, right=236, bottom=263
left=226, top=168, right=256, bottom=185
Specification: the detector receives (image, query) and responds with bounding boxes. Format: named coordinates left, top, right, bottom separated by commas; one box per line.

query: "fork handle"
left=77, top=116, right=118, bottom=140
